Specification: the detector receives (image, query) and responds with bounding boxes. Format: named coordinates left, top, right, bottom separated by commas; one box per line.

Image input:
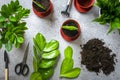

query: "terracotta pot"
left=60, top=19, right=81, bottom=42
left=74, top=0, right=94, bottom=13
left=32, top=0, right=53, bottom=18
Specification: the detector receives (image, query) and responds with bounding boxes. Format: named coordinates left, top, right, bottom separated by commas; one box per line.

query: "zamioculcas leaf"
left=0, top=16, right=5, bottom=22
left=60, top=58, right=74, bottom=74
left=43, top=40, right=59, bottom=52
left=39, top=68, right=54, bottom=80
left=5, top=41, right=12, bottom=51
left=39, top=59, right=56, bottom=68
left=0, top=40, right=2, bottom=48
left=9, top=16, right=17, bottom=22
left=42, top=50, right=60, bottom=59
left=60, top=68, right=80, bottom=78
left=64, top=46, right=73, bottom=59
left=33, top=57, right=38, bottom=72
left=30, top=72, right=42, bottom=80
left=17, top=36, right=24, bottom=43
left=62, top=26, right=78, bottom=31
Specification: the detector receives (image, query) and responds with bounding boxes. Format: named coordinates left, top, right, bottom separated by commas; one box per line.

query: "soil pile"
left=81, top=38, right=116, bottom=75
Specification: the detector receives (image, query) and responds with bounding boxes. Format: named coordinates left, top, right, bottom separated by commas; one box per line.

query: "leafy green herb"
left=30, top=33, right=60, bottom=80
left=60, top=46, right=81, bottom=78
left=93, top=0, right=120, bottom=34
left=62, top=26, right=78, bottom=31
left=33, top=0, right=46, bottom=10
left=0, top=0, right=30, bottom=51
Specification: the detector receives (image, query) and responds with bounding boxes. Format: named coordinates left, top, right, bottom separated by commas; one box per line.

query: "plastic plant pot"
left=60, top=19, right=81, bottom=42
left=32, top=0, right=53, bottom=18
left=74, top=0, right=94, bottom=13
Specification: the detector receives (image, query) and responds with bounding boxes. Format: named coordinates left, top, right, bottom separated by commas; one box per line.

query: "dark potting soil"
left=78, top=0, right=91, bottom=6
left=81, top=38, right=116, bottom=75
left=62, top=21, right=78, bottom=37
left=33, top=0, right=50, bottom=12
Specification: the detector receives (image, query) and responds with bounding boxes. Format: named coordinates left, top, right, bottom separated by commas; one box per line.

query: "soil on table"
left=80, top=38, right=116, bottom=75
left=62, top=21, right=78, bottom=37
left=33, top=0, right=50, bottom=12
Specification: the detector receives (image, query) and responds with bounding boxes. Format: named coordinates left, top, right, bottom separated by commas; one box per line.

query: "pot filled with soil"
left=74, top=0, right=94, bottom=13
left=32, top=0, right=53, bottom=18
left=60, top=19, right=81, bottom=42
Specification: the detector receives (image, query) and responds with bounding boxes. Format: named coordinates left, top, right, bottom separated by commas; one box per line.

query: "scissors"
left=15, top=43, right=29, bottom=76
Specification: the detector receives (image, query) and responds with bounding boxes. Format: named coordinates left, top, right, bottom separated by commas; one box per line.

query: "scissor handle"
left=15, top=63, right=29, bottom=76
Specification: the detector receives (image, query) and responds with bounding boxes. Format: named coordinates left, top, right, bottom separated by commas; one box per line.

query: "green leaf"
left=64, top=46, right=73, bottom=59
left=35, top=33, right=46, bottom=51
left=42, top=50, right=60, bottom=59
left=39, top=59, right=56, bottom=68
left=43, top=40, right=59, bottom=52
left=62, top=26, right=78, bottom=31
left=60, top=68, right=80, bottom=78
left=60, top=58, right=74, bottom=74
left=0, top=40, right=2, bottom=48
left=0, top=16, right=5, bottom=22
left=9, top=16, right=17, bottom=22
left=33, top=57, right=38, bottom=72
left=17, top=36, right=24, bottom=43
left=30, top=72, right=42, bottom=80
left=5, top=41, right=12, bottom=51
left=33, top=0, right=46, bottom=10
left=39, top=68, right=54, bottom=80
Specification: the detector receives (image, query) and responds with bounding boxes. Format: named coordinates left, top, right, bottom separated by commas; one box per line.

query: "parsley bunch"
left=0, top=0, right=30, bottom=51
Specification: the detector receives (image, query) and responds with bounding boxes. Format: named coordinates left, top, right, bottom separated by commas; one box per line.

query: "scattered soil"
left=78, top=0, right=91, bottom=6
left=62, top=21, right=78, bottom=37
left=80, top=38, right=116, bottom=75
left=33, top=0, right=50, bottom=12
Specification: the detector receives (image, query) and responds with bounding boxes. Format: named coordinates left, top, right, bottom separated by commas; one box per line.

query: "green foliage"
left=30, top=33, right=60, bottom=80
left=62, top=26, right=78, bottom=31
left=93, top=0, right=120, bottom=34
left=0, top=0, right=30, bottom=51
left=60, top=46, right=81, bottom=78
left=32, top=0, right=46, bottom=10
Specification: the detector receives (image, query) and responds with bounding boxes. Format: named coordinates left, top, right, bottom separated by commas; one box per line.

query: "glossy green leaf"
left=43, top=40, right=59, bottom=52
left=0, top=16, right=5, bottom=22
left=0, top=40, right=2, bottom=48
left=30, top=72, right=42, bottom=80
left=33, top=38, right=41, bottom=54
left=39, top=59, right=56, bottom=68
left=9, top=16, right=17, bottom=22
left=60, top=58, right=74, bottom=74
left=33, top=57, right=38, bottom=72
left=17, top=36, right=24, bottom=43
left=35, top=33, right=46, bottom=51
left=42, top=50, right=60, bottom=59
left=62, top=26, right=78, bottom=31
left=5, top=41, right=12, bottom=51
left=39, top=68, right=54, bottom=80
left=60, top=68, right=80, bottom=78
left=33, top=0, right=46, bottom=10
left=64, top=46, right=73, bottom=59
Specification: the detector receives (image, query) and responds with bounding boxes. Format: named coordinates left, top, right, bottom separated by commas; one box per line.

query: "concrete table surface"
left=0, top=0, right=120, bottom=80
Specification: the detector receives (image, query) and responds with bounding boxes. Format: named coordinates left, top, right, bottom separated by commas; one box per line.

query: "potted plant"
left=0, top=0, right=30, bottom=51
left=32, top=0, right=53, bottom=18
left=74, top=0, right=94, bottom=13
left=93, top=0, right=120, bottom=34
left=60, top=19, right=81, bottom=42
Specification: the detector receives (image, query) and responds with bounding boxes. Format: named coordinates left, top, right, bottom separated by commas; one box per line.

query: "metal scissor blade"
left=22, top=43, right=29, bottom=64
left=4, top=50, right=9, bottom=63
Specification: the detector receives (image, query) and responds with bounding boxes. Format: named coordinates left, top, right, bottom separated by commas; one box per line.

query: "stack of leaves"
left=0, top=0, right=30, bottom=51
left=30, top=33, right=60, bottom=80
left=60, top=46, right=81, bottom=78
left=93, top=0, right=120, bottom=34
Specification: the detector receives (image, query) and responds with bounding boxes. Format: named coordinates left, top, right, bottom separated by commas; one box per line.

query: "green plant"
left=32, top=0, right=46, bottom=10
left=93, top=0, right=120, bottom=34
left=0, top=0, right=30, bottom=51
left=60, top=46, right=81, bottom=78
left=62, top=26, right=78, bottom=31
left=30, top=33, right=60, bottom=80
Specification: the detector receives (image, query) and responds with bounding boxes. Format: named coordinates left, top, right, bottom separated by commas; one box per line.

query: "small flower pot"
left=60, top=19, right=81, bottom=42
left=32, top=0, right=53, bottom=18
left=74, top=0, right=94, bottom=13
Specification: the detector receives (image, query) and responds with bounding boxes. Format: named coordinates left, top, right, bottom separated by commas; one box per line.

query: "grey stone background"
left=0, top=0, right=120, bottom=80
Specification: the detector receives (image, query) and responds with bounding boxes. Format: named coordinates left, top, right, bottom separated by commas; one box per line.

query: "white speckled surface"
left=0, top=0, right=120, bottom=80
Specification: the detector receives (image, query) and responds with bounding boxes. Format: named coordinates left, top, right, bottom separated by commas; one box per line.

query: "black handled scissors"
left=15, top=43, right=29, bottom=76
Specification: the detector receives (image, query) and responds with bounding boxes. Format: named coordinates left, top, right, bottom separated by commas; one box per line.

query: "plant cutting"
left=60, top=46, right=81, bottom=78
left=30, top=33, right=60, bottom=80
left=32, top=0, right=53, bottom=18
left=60, top=19, right=81, bottom=42
left=74, top=0, right=94, bottom=13
left=93, top=0, right=120, bottom=34
left=0, top=0, right=30, bottom=51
